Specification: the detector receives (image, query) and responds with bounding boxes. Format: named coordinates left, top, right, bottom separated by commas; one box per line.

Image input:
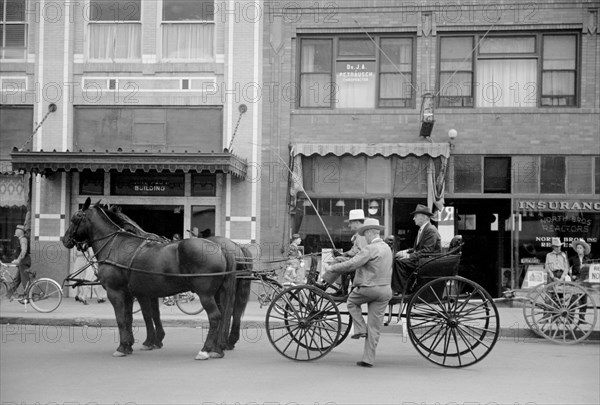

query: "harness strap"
left=98, top=259, right=250, bottom=278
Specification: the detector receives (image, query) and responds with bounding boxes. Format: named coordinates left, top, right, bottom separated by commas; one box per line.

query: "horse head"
left=63, top=197, right=95, bottom=249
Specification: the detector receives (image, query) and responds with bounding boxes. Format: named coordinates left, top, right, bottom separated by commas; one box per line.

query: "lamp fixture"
left=448, top=129, right=458, bottom=150
left=368, top=200, right=379, bottom=215
left=335, top=199, right=345, bottom=207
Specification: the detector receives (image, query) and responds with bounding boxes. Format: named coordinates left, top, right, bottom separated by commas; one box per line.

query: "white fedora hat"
left=551, top=237, right=563, bottom=247
left=344, top=209, right=365, bottom=223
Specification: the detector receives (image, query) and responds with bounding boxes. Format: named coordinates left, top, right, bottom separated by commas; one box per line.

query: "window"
left=79, top=170, right=104, bottom=196
left=484, top=157, right=511, bottom=193
left=540, top=156, right=565, bottom=193
left=438, top=33, right=578, bottom=108
left=298, top=35, right=414, bottom=109
left=88, top=0, right=141, bottom=60
left=1, top=0, right=27, bottom=59
left=162, top=0, right=214, bottom=60
left=191, top=173, right=216, bottom=196
left=453, top=156, right=481, bottom=193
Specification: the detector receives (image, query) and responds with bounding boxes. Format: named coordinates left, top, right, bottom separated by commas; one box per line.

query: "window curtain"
left=89, top=24, right=141, bottom=60
left=379, top=41, right=412, bottom=101
left=162, top=24, right=214, bottom=59
left=336, top=61, right=376, bottom=108
left=476, top=59, right=537, bottom=107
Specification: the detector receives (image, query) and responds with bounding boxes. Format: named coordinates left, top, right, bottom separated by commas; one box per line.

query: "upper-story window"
left=162, top=0, right=214, bottom=61
left=88, top=0, right=141, bottom=60
left=438, top=33, right=578, bottom=108
left=299, top=35, right=414, bottom=109
left=1, top=0, right=27, bottom=59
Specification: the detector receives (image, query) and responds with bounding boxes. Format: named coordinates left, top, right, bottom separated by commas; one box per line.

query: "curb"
left=2, top=316, right=597, bottom=342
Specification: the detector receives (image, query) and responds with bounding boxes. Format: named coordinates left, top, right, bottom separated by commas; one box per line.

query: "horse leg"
left=123, top=292, right=135, bottom=355
left=226, top=278, right=251, bottom=350
left=138, top=296, right=157, bottom=351
left=107, top=288, right=134, bottom=357
left=195, top=295, right=223, bottom=360
left=151, top=297, right=165, bottom=348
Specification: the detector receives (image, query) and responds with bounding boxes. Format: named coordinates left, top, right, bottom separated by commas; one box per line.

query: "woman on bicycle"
left=8, top=225, right=33, bottom=302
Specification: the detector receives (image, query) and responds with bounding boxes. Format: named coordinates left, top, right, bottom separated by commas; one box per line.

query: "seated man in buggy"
left=391, top=204, right=441, bottom=295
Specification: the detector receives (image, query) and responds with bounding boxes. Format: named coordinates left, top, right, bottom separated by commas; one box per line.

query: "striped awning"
left=10, top=150, right=248, bottom=179
left=291, top=142, right=450, bottom=158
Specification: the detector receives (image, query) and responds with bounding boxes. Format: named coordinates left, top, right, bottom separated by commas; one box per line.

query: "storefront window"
left=79, top=170, right=104, bottom=196
left=298, top=198, right=384, bottom=254
left=191, top=173, right=216, bottom=196
left=512, top=199, right=600, bottom=288
left=454, top=156, right=481, bottom=193
left=540, top=156, right=565, bottom=193
left=484, top=157, right=511, bottom=193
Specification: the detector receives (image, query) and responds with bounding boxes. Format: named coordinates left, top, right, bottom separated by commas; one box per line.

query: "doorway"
left=119, top=205, right=184, bottom=240
left=392, top=198, right=511, bottom=298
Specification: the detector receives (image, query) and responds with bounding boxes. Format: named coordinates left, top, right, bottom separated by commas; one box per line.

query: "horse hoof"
left=112, top=351, right=127, bottom=357
left=209, top=352, right=224, bottom=359
left=140, top=345, right=154, bottom=351
left=195, top=351, right=210, bottom=360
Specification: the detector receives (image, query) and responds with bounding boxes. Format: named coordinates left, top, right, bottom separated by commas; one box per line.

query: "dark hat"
left=410, top=204, right=434, bottom=217
left=357, top=218, right=385, bottom=236
left=291, top=233, right=301, bottom=240
left=571, top=239, right=590, bottom=255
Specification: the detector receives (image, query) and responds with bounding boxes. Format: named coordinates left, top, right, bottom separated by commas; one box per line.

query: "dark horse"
left=63, top=198, right=241, bottom=360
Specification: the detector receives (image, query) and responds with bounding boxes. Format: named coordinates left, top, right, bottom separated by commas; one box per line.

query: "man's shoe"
left=75, top=296, right=82, bottom=302
left=356, top=361, right=373, bottom=368
left=351, top=333, right=367, bottom=339
left=97, top=298, right=106, bottom=303
left=18, top=298, right=29, bottom=305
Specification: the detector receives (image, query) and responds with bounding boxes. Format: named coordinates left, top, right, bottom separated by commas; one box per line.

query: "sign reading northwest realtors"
left=517, top=200, right=600, bottom=212
left=111, top=173, right=185, bottom=196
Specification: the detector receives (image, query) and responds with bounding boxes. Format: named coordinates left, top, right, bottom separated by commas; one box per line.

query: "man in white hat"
left=391, top=204, right=441, bottom=295
left=545, top=237, right=569, bottom=281
left=322, top=218, right=392, bottom=368
left=332, top=209, right=368, bottom=296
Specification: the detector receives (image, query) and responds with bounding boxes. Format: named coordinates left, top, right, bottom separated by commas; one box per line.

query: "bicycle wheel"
left=176, top=292, right=204, bottom=315
left=28, top=278, right=63, bottom=313
left=253, top=278, right=284, bottom=312
left=0, top=282, right=9, bottom=301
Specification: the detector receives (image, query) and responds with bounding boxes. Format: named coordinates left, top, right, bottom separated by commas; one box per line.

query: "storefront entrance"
left=393, top=198, right=511, bottom=298
left=119, top=205, right=184, bottom=240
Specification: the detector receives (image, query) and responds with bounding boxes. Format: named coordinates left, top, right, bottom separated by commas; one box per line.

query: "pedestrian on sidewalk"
left=72, top=246, right=107, bottom=304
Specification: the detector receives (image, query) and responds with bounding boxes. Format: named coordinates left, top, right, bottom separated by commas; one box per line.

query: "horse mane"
left=97, top=205, right=169, bottom=243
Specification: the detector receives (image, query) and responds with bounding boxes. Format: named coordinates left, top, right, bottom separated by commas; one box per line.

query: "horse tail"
left=226, top=244, right=252, bottom=349
left=217, top=246, right=237, bottom=351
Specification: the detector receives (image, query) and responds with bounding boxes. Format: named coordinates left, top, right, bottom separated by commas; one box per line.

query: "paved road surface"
left=1, top=324, right=598, bottom=405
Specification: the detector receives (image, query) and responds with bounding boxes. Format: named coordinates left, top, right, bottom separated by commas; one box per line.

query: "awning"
left=0, top=173, right=27, bottom=207
left=10, top=150, right=248, bottom=179
left=291, top=142, right=450, bottom=158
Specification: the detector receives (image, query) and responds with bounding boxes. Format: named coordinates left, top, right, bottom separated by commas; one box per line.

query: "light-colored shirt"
left=328, top=238, right=392, bottom=287
left=545, top=250, right=569, bottom=275
left=344, top=233, right=368, bottom=258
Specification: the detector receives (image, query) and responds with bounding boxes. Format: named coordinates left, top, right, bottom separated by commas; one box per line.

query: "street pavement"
left=1, top=293, right=598, bottom=341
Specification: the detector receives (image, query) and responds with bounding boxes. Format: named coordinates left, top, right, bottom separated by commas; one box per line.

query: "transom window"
left=299, top=35, right=414, bottom=109
left=1, top=0, right=27, bottom=59
left=162, top=0, right=214, bottom=61
left=88, top=0, right=141, bottom=61
left=438, top=33, right=578, bottom=108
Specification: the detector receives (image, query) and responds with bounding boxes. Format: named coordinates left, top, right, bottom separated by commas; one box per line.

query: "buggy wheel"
left=176, top=292, right=204, bottom=315
left=524, top=281, right=597, bottom=344
left=266, top=285, right=341, bottom=361
left=407, top=276, right=499, bottom=368
left=253, top=279, right=284, bottom=314
left=28, top=278, right=63, bottom=313
left=335, top=308, right=353, bottom=347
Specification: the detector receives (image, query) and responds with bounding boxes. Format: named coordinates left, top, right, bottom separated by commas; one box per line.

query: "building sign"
left=335, top=61, right=376, bottom=108
left=517, top=199, right=600, bottom=212
left=111, top=172, right=184, bottom=196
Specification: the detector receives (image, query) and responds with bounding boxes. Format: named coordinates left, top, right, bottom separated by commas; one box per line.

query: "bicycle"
left=131, top=292, right=204, bottom=315
left=0, top=261, right=63, bottom=313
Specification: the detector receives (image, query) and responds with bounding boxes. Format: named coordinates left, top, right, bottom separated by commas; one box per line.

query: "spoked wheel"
left=524, top=281, right=598, bottom=344
left=176, top=291, right=204, bottom=315
left=406, top=276, right=499, bottom=368
left=254, top=279, right=284, bottom=314
left=266, top=285, right=342, bottom=361
left=28, top=278, right=63, bottom=313
left=335, top=307, right=353, bottom=347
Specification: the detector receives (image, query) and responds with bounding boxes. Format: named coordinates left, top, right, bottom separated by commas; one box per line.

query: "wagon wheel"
left=333, top=305, right=353, bottom=347
left=406, top=276, right=499, bottom=368
left=523, top=281, right=598, bottom=344
left=265, top=285, right=342, bottom=361
left=522, top=283, right=548, bottom=331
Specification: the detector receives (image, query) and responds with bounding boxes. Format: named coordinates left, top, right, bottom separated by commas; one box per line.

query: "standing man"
left=333, top=209, right=367, bottom=296
left=322, top=218, right=392, bottom=368
left=391, top=204, right=441, bottom=295
left=8, top=225, right=33, bottom=301
left=545, top=237, right=569, bottom=281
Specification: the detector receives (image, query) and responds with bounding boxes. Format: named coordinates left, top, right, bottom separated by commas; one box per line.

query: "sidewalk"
left=0, top=296, right=597, bottom=341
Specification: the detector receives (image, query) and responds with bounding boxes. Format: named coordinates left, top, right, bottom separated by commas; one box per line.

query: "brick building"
left=260, top=0, right=600, bottom=296
left=1, top=0, right=262, bottom=287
